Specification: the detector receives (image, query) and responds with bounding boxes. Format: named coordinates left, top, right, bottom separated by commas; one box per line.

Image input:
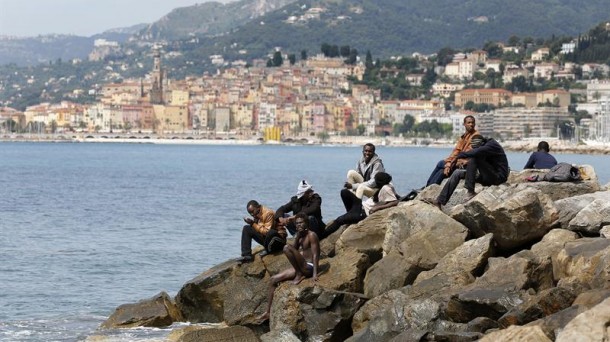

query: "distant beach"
left=1, top=133, right=609, bottom=155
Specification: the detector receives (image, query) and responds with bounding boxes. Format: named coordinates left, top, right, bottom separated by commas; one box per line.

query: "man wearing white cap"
left=275, top=180, right=325, bottom=237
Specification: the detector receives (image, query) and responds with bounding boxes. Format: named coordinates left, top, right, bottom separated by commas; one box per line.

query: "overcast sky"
left=0, top=0, right=230, bottom=37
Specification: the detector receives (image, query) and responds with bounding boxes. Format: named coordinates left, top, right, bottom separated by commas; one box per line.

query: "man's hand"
left=455, top=159, right=467, bottom=168
left=443, top=166, right=452, bottom=176
left=244, top=217, right=254, bottom=225
left=344, top=182, right=352, bottom=189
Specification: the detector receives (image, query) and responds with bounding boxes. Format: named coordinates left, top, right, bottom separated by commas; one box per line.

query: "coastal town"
left=1, top=39, right=610, bottom=145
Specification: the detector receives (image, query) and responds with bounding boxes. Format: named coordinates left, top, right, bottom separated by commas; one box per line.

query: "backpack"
left=542, top=162, right=581, bottom=182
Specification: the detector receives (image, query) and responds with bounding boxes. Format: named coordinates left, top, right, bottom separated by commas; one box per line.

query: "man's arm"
left=524, top=153, right=536, bottom=169
left=253, top=209, right=275, bottom=235
left=299, top=195, right=322, bottom=216
left=369, top=200, right=399, bottom=214
left=274, top=199, right=294, bottom=220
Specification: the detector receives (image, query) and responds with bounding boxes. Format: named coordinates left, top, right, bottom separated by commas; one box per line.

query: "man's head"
left=470, top=134, right=485, bottom=149
left=295, top=212, right=309, bottom=233
left=296, top=180, right=313, bottom=200
left=537, top=141, right=550, bottom=153
left=363, top=143, right=376, bottom=163
left=374, top=172, right=392, bottom=187
left=246, top=200, right=261, bottom=217
left=463, top=115, right=476, bottom=134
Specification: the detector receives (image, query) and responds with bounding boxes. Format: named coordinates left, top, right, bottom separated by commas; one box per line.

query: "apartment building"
left=455, top=89, right=512, bottom=107
left=478, top=107, right=572, bottom=139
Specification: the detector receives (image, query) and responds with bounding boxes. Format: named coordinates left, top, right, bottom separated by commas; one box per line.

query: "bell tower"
left=150, top=48, right=164, bottom=104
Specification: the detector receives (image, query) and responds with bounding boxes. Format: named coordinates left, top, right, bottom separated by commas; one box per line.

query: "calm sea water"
left=0, top=142, right=608, bottom=341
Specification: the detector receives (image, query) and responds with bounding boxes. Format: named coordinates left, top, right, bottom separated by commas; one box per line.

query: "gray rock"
left=525, top=305, right=589, bottom=341
left=507, top=166, right=600, bottom=201
left=260, top=329, right=301, bottom=342
left=465, top=317, right=500, bottom=333
left=556, top=297, right=610, bottom=342
left=451, top=186, right=558, bottom=251
left=473, top=250, right=554, bottom=292
left=445, top=288, right=526, bottom=323
left=335, top=210, right=390, bottom=263
left=552, top=238, right=610, bottom=291
left=101, top=291, right=182, bottom=329
left=568, top=199, right=610, bottom=235
left=363, top=250, right=422, bottom=298
left=382, top=201, right=469, bottom=257
left=497, top=287, right=576, bottom=327
left=600, top=225, right=610, bottom=238
left=317, top=249, right=371, bottom=293
left=554, top=191, right=610, bottom=228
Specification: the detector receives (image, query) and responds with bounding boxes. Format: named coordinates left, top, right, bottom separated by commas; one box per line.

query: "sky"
left=0, top=0, right=230, bottom=37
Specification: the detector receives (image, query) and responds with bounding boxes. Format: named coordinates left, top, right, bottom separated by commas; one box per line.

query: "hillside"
left=173, top=0, right=610, bottom=60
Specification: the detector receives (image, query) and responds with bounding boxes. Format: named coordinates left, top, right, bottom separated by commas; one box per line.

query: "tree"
left=272, top=51, right=283, bottom=67
left=340, top=45, right=351, bottom=58
left=288, top=54, right=296, bottom=65
left=365, top=50, right=374, bottom=69
left=301, top=49, right=307, bottom=61
left=356, top=124, right=366, bottom=135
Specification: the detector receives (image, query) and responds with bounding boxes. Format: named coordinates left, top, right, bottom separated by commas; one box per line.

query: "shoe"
left=267, top=236, right=285, bottom=252
left=464, top=192, right=477, bottom=202
left=259, top=250, right=269, bottom=257
left=236, top=255, right=253, bottom=264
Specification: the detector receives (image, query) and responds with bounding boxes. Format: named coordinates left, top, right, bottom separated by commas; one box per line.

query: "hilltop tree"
left=272, top=51, right=283, bottom=66
left=301, top=49, right=307, bottom=61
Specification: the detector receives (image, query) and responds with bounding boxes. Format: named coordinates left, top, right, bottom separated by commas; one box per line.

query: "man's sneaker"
left=259, top=250, right=269, bottom=257
left=236, top=255, right=253, bottom=264
left=267, top=237, right=285, bottom=252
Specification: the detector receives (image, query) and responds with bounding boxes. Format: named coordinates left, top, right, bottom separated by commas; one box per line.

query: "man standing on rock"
left=424, top=115, right=479, bottom=187
left=236, top=200, right=287, bottom=264
left=258, top=212, right=320, bottom=322
left=345, top=143, right=385, bottom=199
left=425, top=134, right=509, bottom=208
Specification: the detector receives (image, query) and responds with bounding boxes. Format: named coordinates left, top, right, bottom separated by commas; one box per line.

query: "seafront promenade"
left=1, top=133, right=610, bottom=154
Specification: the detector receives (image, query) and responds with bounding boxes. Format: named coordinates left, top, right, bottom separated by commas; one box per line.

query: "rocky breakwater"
left=100, top=165, right=610, bottom=341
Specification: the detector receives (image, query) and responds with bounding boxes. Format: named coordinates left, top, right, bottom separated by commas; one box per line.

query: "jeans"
left=241, top=224, right=265, bottom=257
left=426, top=160, right=447, bottom=186
left=437, top=157, right=506, bottom=205
left=321, top=189, right=366, bottom=239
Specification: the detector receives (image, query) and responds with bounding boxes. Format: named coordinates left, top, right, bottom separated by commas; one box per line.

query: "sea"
left=0, top=142, right=608, bottom=341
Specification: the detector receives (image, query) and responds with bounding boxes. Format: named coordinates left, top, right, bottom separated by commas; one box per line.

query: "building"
left=455, top=89, right=512, bottom=108
left=478, top=107, right=572, bottom=139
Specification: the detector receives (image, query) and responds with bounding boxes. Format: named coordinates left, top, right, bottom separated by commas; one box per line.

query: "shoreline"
left=1, top=135, right=610, bottom=155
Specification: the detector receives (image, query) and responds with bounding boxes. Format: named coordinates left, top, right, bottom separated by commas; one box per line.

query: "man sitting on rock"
left=524, top=140, right=557, bottom=169
left=276, top=180, right=325, bottom=238
left=236, top=200, right=286, bottom=264
left=258, top=212, right=320, bottom=322
left=425, top=135, right=509, bottom=208
left=345, top=143, right=386, bottom=199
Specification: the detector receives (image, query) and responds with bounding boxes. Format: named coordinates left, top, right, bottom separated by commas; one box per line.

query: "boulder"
left=473, top=250, right=554, bottom=292
left=318, top=249, right=371, bottom=293
left=497, top=287, right=576, bottom=327
left=552, top=238, right=610, bottom=291
left=479, top=325, right=551, bottom=342
left=269, top=285, right=366, bottom=341
left=572, top=289, right=610, bottom=307
left=556, top=297, right=610, bottom=342
left=451, top=186, right=558, bottom=251
left=465, top=317, right=500, bottom=333
left=567, top=199, right=610, bottom=235
left=175, top=258, right=270, bottom=325
left=101, top=291, right=182, bottom=329
left=525, top=305, right=588, bottom=341
left=445, top=287, right=526, bottom=323
left=167, top=325, right=259, bottom=342
left=554, top=191, right=610, bottom=228
left=382, top=201, right=469, bottom=257
left=507, top=165, right=600, bottom=201
left=530, top=229, right=580, bottom=263
left=414, top=234, right=495, bottom=285
left=350, top=290, right=442, bottom=341
left=320, top=224, right=347, bottom=258
left=600, top=225, right=610, bottom=238
left=334, top=210, right=390, bottom=262
left=363, top=250, right=423, bottom=298
left=418, top=182, right=486, bottom=211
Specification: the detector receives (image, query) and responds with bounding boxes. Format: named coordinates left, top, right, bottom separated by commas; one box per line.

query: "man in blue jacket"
left=427, top=135, right=509, bottom=208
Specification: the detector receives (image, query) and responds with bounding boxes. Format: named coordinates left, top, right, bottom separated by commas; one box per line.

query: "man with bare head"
left=258, top=212, right=320, bottom=322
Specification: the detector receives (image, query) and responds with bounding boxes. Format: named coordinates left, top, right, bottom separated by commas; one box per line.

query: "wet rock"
left=451, top=186, right=558, bottom=251
left=101, top=291, right=182, bottom=329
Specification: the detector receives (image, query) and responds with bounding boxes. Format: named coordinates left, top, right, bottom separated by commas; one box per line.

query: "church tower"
left=150, top=48, right=164, bottom=104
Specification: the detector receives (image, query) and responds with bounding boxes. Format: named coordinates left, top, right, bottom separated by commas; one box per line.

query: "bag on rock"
left=542, top=162, right=581, bottom=182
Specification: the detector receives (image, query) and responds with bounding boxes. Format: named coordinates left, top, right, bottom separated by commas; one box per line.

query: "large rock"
left=414, top=234, right=495, bottom=285
left=530, top=229, right=580, bottom=263
left=318, top=249, right=371, bottom=293
left=479, top=325, right=551, bottom=342
left=556, top=297, right=610, bottom=342
left=554, top=191, right=610, bottom=228
left=445, top=287, right=526, bottom=323
left=382, top=201, right=469, bottom=257
left=526, top=305, right=589, bottom=341
left=507, top=165, right=600, bottom=201
left=451, top=186, right=558, bottom=251
left=101, top=291, right=182, bottom=329
left=167, top=325, right=259, bottom=342
left=552, top=238, right=610, bottom=292
left=363, top=251, right=422, bottom=298
left=335, top=209, right=391, bottom=263
left=567, top=199, right=610, bottom=235
left=269, top=285, right=366, bottom=341
left=175, top=258, right=270, bottom=325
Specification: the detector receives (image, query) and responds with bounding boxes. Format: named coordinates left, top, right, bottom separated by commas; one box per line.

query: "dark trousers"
left=321, top=189, right=366, bottom=239
left=286, top=215, right=325, bottom=238
left=426, top=160, right=447, bottom=186
left=241, top=224, right=264, bottom=257
left=437, top=158, right=505, bottom=205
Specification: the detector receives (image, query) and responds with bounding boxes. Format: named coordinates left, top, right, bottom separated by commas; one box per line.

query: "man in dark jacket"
left=427, top=135, right=509, bottom=207
left=276, top=180, right=325, bottom=237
